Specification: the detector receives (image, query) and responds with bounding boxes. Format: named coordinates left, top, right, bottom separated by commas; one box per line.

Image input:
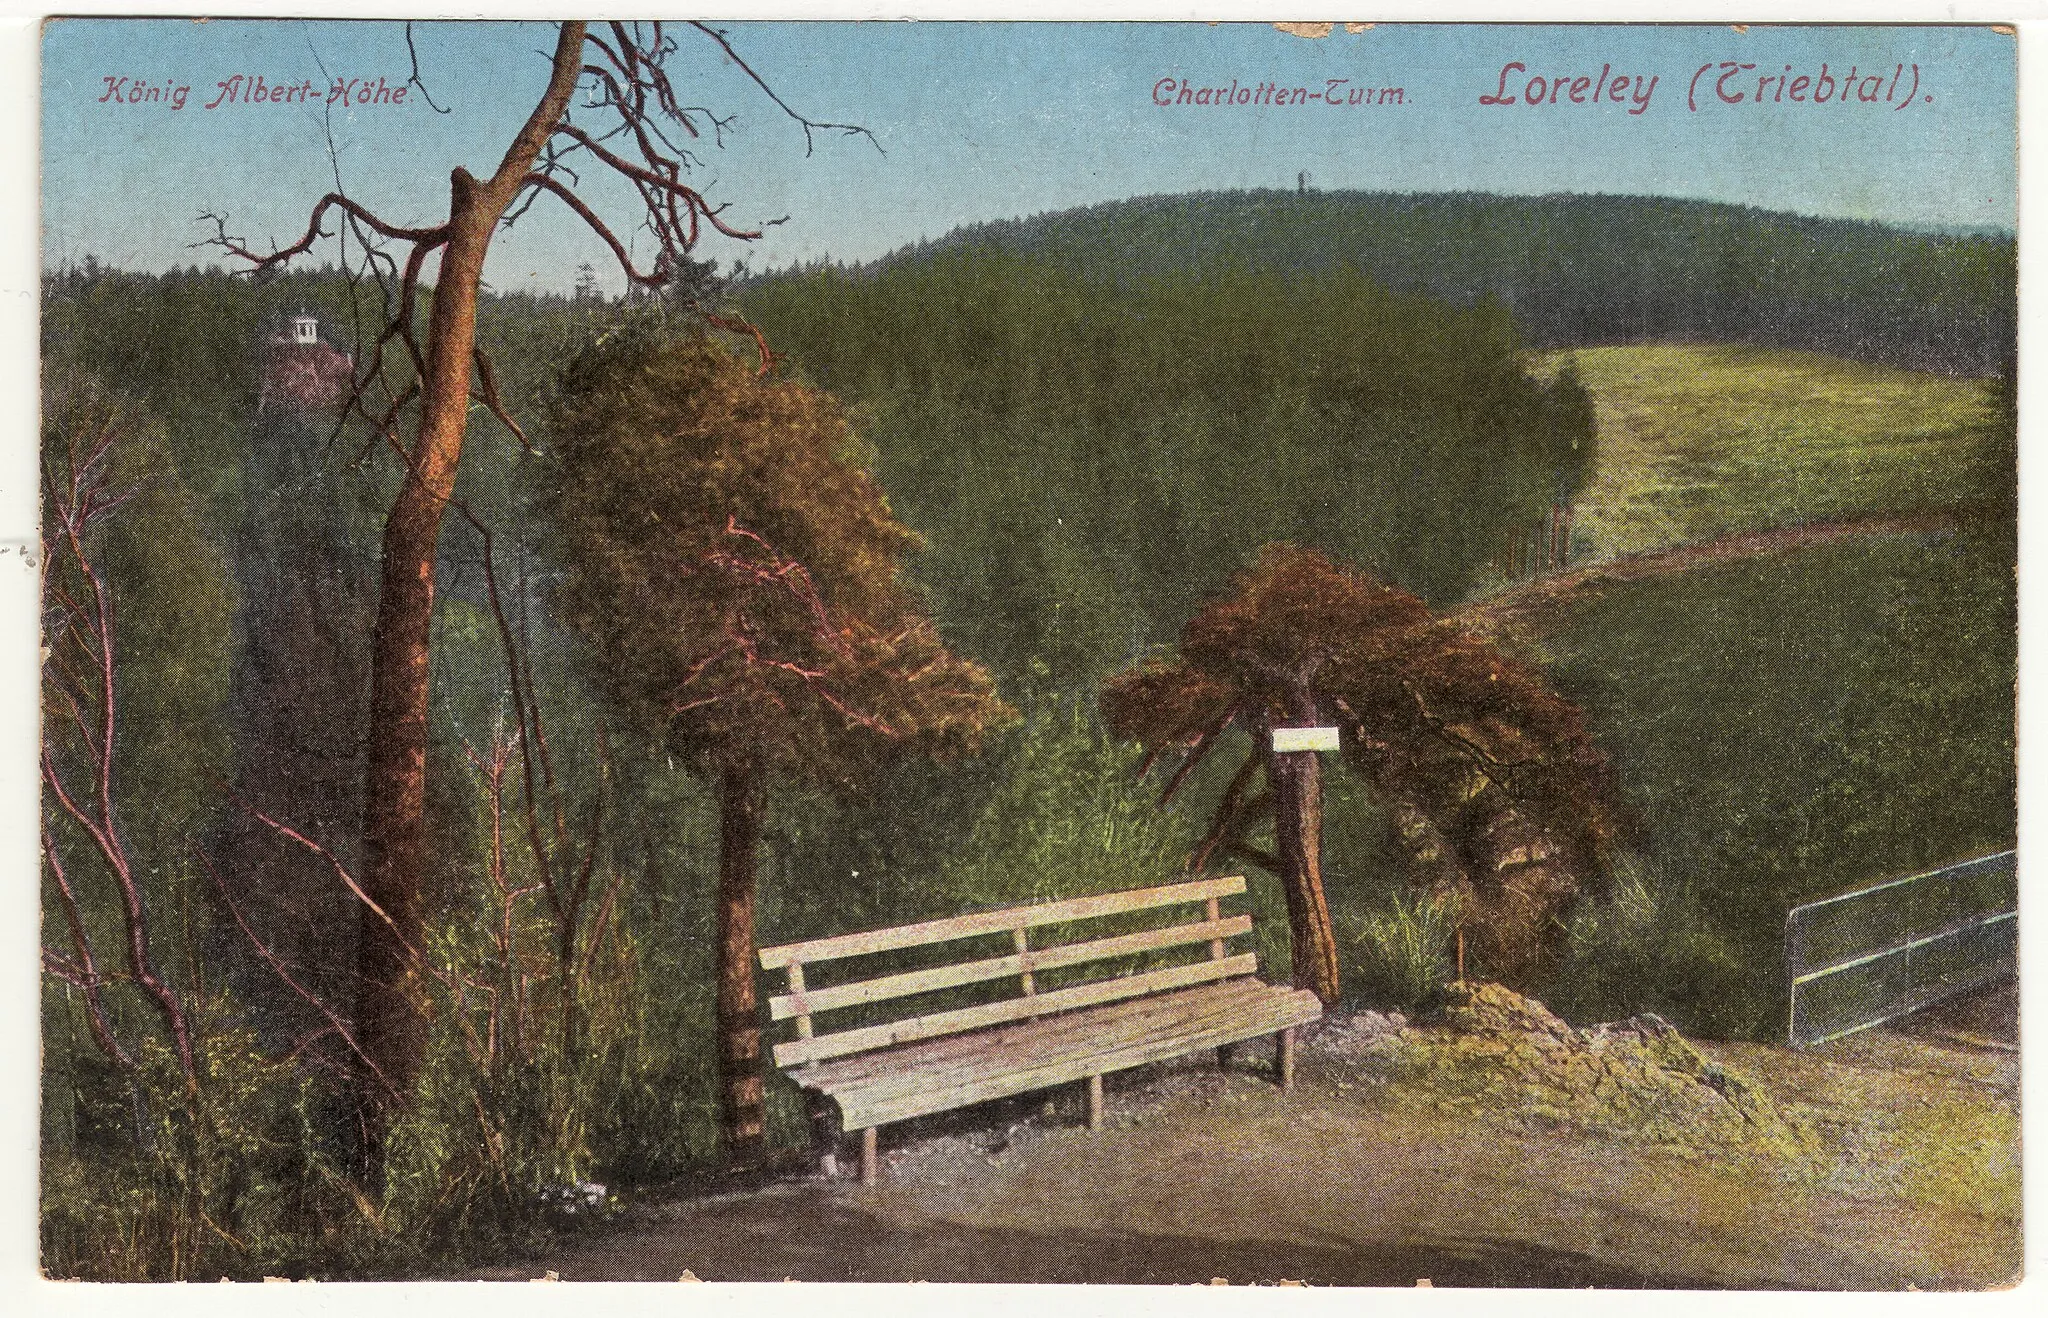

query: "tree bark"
left=716, top=762, right=769, bottom=1168
left=1263, top=681, right=1341, bottom=1004
left=352, top=23, right=588, bottom=1175
left=1267, top=739, right=1341, bottom=1004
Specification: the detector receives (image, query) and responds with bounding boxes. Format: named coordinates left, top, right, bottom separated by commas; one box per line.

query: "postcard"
left=25, top=10, right=2023, bottom=1294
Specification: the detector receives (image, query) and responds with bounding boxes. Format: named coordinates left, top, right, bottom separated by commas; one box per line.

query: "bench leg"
left=860, top=1127, right=879, bottom=1185
left=1276, top=1027, right=1296, bottom=1091
left=1216, top=1042, right=1237, bottom=1072
left=807, top=1090, right=843, bottom=1179
left=1087, top=1074, right=1104, bottom=1130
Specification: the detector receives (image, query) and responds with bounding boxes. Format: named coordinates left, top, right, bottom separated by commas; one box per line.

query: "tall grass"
left=40, top=994, right=333, bottom=1281
left=1340, top=889, right=1465, bottom=1015
left=1541, top=525, right=2014, bottom=1038
left=1538, top=855, right=1748, bottom=1036
left=932, top=699, right=1198, bottom=911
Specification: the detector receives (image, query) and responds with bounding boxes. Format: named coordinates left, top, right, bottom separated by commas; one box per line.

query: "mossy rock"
left=1388, top=983, right=1815, bottom=1163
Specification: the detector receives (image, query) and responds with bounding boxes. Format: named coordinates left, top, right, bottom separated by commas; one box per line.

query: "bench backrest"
left=758, top=875, right=1259, bottom=1069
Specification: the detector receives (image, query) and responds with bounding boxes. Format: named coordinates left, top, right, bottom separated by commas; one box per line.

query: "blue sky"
left=40, top=19, right=2017, bottom=294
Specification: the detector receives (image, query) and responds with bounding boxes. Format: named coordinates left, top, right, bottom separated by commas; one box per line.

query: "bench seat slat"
left=810, top=979, right=1285, bottom=1096
left=769, top=915, right=1255, bottom=1020
left=772, top=952, right=1259, bottom=1068
left=758, top=875, right=1247, bottom=969
left=843, top=1002, right=1308, bottom=1130
left=802, top=980, right=1323, bottom=1129
left=800, top=976, right=1281, bottom=1089
left=853, top=993, right=1317, bottom=1128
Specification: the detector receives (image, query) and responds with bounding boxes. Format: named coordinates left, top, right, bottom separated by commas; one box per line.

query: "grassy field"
left=1535, top=345, right=2002, bottom=560
left=1539, top=525, right=2015, bottom=1038
left=1507, top=346, right=2015, bottom=1040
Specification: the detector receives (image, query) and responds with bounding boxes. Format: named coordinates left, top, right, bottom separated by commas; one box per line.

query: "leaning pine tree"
left=545, top=326, right=1014, bottom=1166
left=1103, top=545, right=1618, bottom=995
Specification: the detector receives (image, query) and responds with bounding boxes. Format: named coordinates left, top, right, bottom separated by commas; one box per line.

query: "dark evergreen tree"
left=544, top=327, right=1013, bottom=1164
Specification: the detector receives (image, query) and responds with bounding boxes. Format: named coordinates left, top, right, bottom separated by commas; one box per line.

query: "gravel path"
left=471, top=984, right=2019, bottom=1289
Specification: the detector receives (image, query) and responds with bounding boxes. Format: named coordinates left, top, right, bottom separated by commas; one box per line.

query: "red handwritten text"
left=95, top=74, right=413, bottom=111
left=1479, top=63, right=1659, bottom=115
left=1153, top=77, right=1406, bottom=109
left=1684, top=62, right=1924, bottom=112
left=1476, top=58, right=1931, bottom=116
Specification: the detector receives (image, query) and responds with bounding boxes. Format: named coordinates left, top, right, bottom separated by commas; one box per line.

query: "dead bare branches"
left=195, top=845, right=399, bottom=1103
left=683, top=20, right=881, bottom=157
left=43, top=835, right=135, bottom=1071
left=403, top=21, right=451, bottom=115
left=191, top=20, right=864, bottom=1157
left=39, top=381, right=197, bottom=1093
left=201, top=19, right=842, bottom=463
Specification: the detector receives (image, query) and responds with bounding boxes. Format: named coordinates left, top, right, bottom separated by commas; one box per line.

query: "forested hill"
left=849, top=191, right=2012, bottom=375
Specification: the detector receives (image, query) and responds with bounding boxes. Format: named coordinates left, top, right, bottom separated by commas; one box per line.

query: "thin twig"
left=404, top=21, right=453, bottom=114
left=685, top=20, right=883, bottom=157
left=196, top=845, right=401, bottom=1102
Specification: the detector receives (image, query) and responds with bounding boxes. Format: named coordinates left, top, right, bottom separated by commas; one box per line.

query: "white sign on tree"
left=1271, top=726, right=1340, bottom=753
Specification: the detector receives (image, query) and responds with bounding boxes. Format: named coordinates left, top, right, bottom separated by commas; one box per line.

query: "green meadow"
left=1517, top=348, right=2014, bottom=1038
left=1535, top=345, right=2004, bottom=558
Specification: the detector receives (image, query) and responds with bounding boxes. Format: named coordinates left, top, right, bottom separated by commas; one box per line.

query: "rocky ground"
left=471, top=981, right=2021, bottom=1289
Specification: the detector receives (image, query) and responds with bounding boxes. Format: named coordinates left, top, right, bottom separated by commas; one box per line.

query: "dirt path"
left=1453, top=511, right=1961, bottom=648
left=472, top=988, right=2019, bottom=1289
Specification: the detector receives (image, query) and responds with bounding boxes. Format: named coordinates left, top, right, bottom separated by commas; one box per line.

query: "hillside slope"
left=1488, top=347, right=2016, bottom=1037
left=845, top=191, right=2014, bottom=374
left=1536, top=345, right=2001, bottom=562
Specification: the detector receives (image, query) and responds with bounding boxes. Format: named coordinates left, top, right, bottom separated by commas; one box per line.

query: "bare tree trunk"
left=1263, top=683, right=1341, bottom=1005
left=352, top=24, right=588, bottom=1175
left=353, top=172, right=492, bottom=1173
left=717, top=762, right=769, bottom=1169
left=1267, top=744, right=1340, bottom=1004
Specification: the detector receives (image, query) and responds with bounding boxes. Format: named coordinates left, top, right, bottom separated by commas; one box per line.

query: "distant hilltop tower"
left=259, top=311, right=354, bottom=414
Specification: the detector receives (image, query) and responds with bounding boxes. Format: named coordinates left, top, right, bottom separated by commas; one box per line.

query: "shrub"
left=1539, top=854, right=1749, bottom=1036
left=1341, top=888, right=1465, bottom=1015
left=933, top=699, right=1196, bottom=912
left=40, top=992, right=339, bottom=1281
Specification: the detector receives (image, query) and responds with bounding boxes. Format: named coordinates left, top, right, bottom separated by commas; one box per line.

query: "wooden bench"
left=758, top=874, right=1322, bottom=1183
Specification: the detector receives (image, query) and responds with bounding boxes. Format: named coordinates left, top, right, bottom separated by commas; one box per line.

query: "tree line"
left=853, top=190, right=2015, bottom=376
left=742, top=250, right=1597, bottom=693
left=42, top=226, right=1606, bottom=1273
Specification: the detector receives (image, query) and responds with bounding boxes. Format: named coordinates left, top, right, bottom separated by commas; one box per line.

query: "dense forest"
left=36, top=187, right=2016, bottom=1279
left=838, top=191, right=2015, bottom=375
left=744, top=253, right=1596, bottom=689
left=39, top=242, right=1595, bottom=1275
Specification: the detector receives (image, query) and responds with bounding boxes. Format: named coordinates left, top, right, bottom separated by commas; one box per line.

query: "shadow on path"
left=493, top=1194, right=1725, bottom=1288
left=1884, top=977, right=2017, bottom=1052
